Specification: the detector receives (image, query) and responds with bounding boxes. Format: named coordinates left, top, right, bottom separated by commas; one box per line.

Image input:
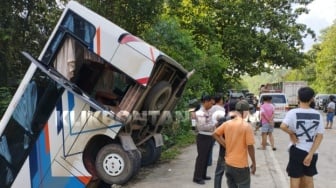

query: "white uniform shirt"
left=210, top=104, right=226, bottom=125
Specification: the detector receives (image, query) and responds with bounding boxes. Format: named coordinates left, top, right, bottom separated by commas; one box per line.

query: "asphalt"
left=120, top=110, right=336, bottom=188
left=122, top=133, right=290, bottom=188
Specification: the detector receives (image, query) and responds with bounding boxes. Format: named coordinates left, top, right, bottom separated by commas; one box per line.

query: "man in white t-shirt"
left=280, top=87, right=324, bottom=188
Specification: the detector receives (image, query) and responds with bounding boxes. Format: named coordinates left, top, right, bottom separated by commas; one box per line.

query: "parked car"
left=227, top=92, right=245, bottom=110
left=315, top=94, right=329, bottom=110
left=322, top=94, right=336, bottom=113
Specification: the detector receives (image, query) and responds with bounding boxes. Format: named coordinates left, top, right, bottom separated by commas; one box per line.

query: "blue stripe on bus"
left=30, top=129, right=51, bottom=187
left=67, top=91, right=75, bottom=110
left=56, top=100, right=63, bottom=134
left=30, top=129, right=85, bottom=188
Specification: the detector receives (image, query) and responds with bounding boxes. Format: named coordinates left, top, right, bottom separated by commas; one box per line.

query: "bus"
left=0, top=1, right=191, bottom=187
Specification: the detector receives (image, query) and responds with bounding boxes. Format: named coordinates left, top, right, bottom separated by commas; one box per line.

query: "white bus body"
left=0, top=1, right=190, bottom=187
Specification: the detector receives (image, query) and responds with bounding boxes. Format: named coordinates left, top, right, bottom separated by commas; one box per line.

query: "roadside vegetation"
left=1, top=0, right=336, bottom=155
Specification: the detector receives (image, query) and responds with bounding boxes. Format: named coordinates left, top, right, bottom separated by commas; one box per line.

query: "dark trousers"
left=225, top=164, right=251, bottom=188
left=193, top=134, right=214, bottom=181
left=214, top=146, right=225, bottom=188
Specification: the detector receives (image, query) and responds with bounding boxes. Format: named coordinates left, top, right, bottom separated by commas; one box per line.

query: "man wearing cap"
left=213, top=100, right=256, bottom=188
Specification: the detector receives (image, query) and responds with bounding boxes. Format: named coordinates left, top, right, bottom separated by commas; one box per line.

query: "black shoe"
left=193, top=179, right=205, bottom=185
left=203, top=176, right=211, bottom=180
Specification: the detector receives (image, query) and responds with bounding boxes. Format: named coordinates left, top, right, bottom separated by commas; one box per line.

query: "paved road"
left=119, top=113, right=335, bottom=188
left=122, top=131, right=287, bottom=188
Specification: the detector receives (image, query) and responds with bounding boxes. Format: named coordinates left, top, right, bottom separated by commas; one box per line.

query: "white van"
left=258, top=93, right=289, bottom=126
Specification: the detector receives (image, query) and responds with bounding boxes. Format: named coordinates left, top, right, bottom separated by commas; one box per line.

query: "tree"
left=142, top=16, right=213, bottom=103
left=0, top=0, right=60, bottom=88
left=77, top=0, right=164, bottom=36
left=315, top=23, right=336, bottom=93
left=165, top=0, right=315, bottom=77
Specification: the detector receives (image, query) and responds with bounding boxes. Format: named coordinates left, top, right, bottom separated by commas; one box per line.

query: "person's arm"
left=280, top=123, right=298, bottom=144
left=247, top=145, right=256, bottom=174
left=303, top=133, right=323, bottom=166
left=213, top=132, right=225, bottom=148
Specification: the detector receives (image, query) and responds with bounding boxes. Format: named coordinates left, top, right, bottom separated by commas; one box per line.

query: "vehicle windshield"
left=260, top=95, right=286, bottom=104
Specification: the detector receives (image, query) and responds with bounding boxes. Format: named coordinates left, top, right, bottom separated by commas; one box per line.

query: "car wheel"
left=95, top=144, right=137, bottom=185
left=139, top=139, right=162, bottom=166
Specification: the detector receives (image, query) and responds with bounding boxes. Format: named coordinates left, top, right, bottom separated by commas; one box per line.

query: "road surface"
left=118, top=112, right=334, bottom=188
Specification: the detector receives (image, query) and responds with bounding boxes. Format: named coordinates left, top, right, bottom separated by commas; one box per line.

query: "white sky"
left=297, top=0, right=336, bottom=51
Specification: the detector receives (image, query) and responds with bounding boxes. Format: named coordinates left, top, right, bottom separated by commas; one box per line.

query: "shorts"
left=286, top=145, right=318, bottom=178
left=261, top=123, right=274, bottom=133
left=327, top=112, right=334, bottom=122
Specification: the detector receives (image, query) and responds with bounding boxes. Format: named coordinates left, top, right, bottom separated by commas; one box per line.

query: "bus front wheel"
left=95, top=144, right=138, bottom=185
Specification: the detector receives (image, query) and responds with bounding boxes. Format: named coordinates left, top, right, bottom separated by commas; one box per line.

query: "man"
left=192, top=95, right=214, bottom=185
left=210, top=94, right=226, bottom=188
left=213, top=100, right=256, bottom=188
left=209, top=94, right=226, bottom=166
left=325, top=95, right=335, bottom=129
left=280, top=87, right=324, bottom=188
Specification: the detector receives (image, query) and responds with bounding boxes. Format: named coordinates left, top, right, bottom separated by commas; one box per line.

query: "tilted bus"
left=0, top=1, right=191, bottom=187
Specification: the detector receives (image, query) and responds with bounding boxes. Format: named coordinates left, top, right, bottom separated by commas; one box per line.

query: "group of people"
left=192, top=86, right=324, bottom=188
left=192, top=93, right=256, bottom=187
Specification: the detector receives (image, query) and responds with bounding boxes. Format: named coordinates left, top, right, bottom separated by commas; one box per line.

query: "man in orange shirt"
left=213, top=100, right=256, bottom=188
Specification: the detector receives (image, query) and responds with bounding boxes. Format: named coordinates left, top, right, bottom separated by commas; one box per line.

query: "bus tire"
left=129, top=149, right=141, bottom=177
left=95, top=144, right=137, bottom=185
left=140, top=139, right=162, bottom=166
left=143, top=81, right=172, bottom=111
left=83, top=143, right=102, bottom=178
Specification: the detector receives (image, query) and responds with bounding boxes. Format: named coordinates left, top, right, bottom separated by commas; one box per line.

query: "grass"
left=159, top=130, right=196, bottom=162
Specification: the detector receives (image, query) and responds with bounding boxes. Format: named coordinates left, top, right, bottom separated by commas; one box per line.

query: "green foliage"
left=161, top=113, right=195, bottom=147
left=314, top=24, right=336, bottom=93
left=0, top=0, right=60, bottom=87
left=0, top=87, right=13, bottom=118
left=141, top=16, right=214, bottom=103
left=159, top=130, right=195, bottom=162
left=165, top=0, right=314, bottom=77
left=77, top=0, right=164, bottom=36
left=160, top=120, right=196, bottom=162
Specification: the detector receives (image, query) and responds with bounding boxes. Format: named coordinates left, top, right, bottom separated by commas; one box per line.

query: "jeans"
left=214, top=146, right=225, bottom=188
left=208, top=141, right=215, bottom=166
left=225, top=164, right=251, bottom=188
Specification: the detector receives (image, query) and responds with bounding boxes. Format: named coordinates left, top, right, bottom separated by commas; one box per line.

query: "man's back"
left=220, top=117, right=254, bottom=168
left=282, top=107, right=324, bottom=152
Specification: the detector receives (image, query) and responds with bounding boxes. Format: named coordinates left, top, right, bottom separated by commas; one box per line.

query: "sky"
left=297, top=0, right=336, bottom=51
